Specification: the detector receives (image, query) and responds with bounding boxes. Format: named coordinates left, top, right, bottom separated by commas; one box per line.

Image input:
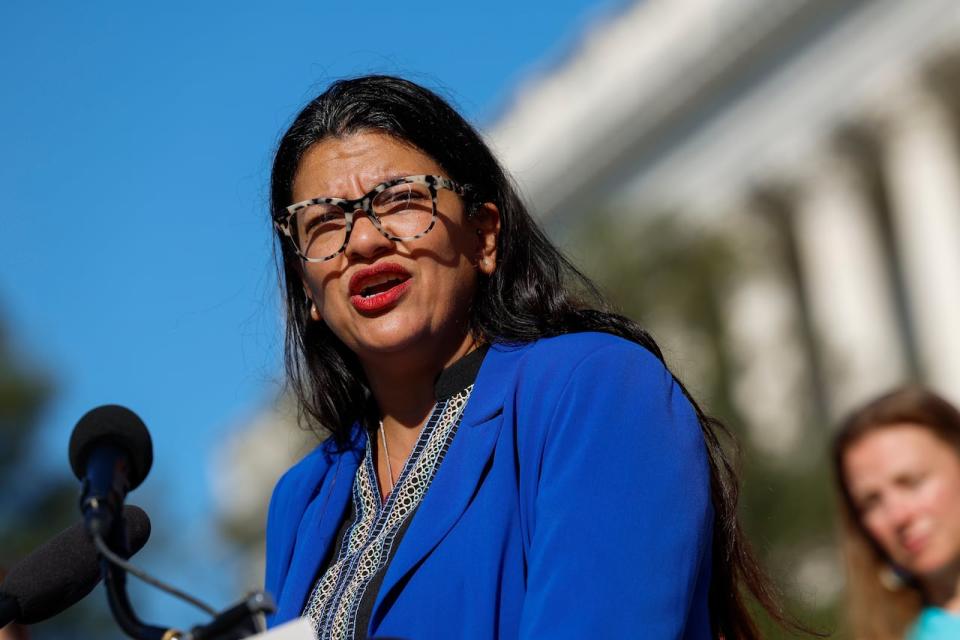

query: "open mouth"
left=349, top=263, right=413, bottom=312
left=360, top=277, right=407, bottom=298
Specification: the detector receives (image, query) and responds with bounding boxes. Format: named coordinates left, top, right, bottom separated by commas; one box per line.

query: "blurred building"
left=490, top=0, right=960, bottom=439
left=212, top=0, right=960, bottom=613
left=210, top=394, right=315, bottom=586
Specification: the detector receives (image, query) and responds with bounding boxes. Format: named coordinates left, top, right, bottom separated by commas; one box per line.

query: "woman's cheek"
left=926, top=478, right=956, bottom=518
left=863, top=509, right=898, bottom=553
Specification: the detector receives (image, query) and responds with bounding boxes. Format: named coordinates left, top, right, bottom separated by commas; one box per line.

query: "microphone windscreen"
left=69, top=404, right=153, bottom=489
left=0, top=505, right=151, bottom=624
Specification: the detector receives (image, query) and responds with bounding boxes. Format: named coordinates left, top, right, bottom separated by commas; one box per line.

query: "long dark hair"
left=832, top=386, right=960, bottom=639
left=271, top=75, right=793, bottom=639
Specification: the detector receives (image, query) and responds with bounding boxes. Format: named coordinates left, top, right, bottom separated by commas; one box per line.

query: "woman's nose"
left=345, top=212, right=392, bottom=260
left=886, top=495, right=918, bottom=530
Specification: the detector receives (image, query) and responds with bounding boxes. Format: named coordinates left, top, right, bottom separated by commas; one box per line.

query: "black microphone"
left=68, top=405, right=153, bottom=537
left=0, top=505, right=151, bottom=627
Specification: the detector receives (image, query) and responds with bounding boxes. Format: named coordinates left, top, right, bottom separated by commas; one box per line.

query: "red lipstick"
left=349, top=262, right=412, bottom=313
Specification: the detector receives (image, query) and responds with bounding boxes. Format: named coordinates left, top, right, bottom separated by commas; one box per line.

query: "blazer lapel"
left=371, top=344, right=526, bottom=628
left=273, top=431, right=366, bottom=622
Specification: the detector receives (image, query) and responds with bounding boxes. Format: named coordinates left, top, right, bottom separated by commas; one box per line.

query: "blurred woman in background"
left=834, top=386, right=960, bottom=639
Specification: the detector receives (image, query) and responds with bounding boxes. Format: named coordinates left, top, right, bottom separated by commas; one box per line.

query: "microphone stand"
left=184, top=592, right=275, bottom=640
left=100, top=516, right=171, bottom=640
left=103, top=557, right=170, bottom=640
left=94, top=519, right=276, bottom=640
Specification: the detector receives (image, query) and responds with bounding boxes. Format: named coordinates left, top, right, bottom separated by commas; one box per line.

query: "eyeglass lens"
left=291, top=182, right=435, bottom=261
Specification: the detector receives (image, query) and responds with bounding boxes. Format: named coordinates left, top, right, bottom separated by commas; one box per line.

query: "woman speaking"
left=264, top=75, right=785, bottom=639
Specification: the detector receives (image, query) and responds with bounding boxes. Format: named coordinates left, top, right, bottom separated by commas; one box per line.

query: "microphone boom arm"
left=94, top=531, right=274, bottom=640
left=96, top=514, right=180, bottom=640
left=102, top=554, right=171, bottom=640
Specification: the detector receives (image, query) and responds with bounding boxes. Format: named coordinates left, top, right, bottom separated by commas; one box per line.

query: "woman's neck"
left=922, top=561, right=960, bottom=612
left=361, top=331, right=479, bottom=435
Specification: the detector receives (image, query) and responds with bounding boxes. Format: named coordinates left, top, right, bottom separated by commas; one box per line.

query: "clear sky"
left=0, top=0, right=624, bottom=630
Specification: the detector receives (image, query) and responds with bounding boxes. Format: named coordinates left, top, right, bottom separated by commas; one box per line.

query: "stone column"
left=723, top=207, right=814, bottom=459
left=791, top=149, right=907, bottom=420
left=881, top=86, right=960, bottom=405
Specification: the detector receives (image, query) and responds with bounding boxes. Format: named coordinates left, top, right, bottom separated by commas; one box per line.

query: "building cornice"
left=488, top=0, right=960, bottom=223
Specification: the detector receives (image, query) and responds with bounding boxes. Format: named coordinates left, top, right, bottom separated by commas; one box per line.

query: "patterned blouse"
left=302, top=347, right=487, bottom=639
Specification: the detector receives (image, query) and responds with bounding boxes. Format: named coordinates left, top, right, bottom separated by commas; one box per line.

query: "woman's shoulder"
left=498, top=332, right=703, bottom=450
left=502, top=332, right=711, bottom=524
left=500, top=331, right=669, bottom=386
left=269, top=426, right=365, bottom=510
left=491, top=331, right=689, bottom=432
left=909, top=607, right=960, bottom=639
left=522, top=329, right=648, bottom=353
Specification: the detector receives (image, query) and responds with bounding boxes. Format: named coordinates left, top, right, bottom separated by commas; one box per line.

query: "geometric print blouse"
left=302, top=348, right=485, bottom=640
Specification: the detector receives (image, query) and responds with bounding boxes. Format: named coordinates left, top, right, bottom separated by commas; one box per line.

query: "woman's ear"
left=472, top=202, right=500, bottom=276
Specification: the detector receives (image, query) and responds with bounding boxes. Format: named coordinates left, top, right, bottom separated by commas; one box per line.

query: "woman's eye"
left=901, top=472, right=927, bottom=489
left=379, top=187, right=429, bottom=206
left=302, top=211, right=344, bottom=232
left=384, top=194, right=416, bottom=207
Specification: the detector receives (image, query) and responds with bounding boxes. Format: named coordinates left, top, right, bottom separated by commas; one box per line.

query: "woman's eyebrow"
left=324, top=173, right=415, bottom=199
left=370, top=172, right=416, bottom=186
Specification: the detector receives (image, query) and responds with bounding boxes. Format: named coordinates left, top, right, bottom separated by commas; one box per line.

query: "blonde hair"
left=832, top=386, right=960, bottom=639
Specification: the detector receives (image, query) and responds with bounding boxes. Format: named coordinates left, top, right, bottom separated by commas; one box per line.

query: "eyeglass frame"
left=274, top=174, right=473, bottom=263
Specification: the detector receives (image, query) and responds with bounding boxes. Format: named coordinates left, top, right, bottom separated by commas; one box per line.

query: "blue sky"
left=1, top=0, right=624, bottom=629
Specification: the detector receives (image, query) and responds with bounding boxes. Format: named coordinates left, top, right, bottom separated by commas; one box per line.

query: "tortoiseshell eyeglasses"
left=274, top=174, right=470, bottom=263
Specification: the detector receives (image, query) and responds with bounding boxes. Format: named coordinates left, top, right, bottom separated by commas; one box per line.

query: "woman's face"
left=843, top=424, right=960, bottom=582
left=291, top=131, right=498, bottom=368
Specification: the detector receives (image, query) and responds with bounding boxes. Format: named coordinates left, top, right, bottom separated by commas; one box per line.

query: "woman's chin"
left=353, top=330, right=474, bottom=375
left=908, top=549, right=960, bottom=583
left=348, top=326, right=437, bottom=359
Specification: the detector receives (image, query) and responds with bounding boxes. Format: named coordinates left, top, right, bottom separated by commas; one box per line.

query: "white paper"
left=248, top=617, right=316, bottom=640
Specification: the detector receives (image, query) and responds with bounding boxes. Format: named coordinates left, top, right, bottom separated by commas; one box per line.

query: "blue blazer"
left=265, top=332, right=713, bottom=638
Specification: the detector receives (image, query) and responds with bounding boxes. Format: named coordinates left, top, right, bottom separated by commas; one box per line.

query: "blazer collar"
left=272, top=428, right=366, bottom=623
left=274, top=341, right=533, bottom=628
left=370, top=341, right=530, bottom=631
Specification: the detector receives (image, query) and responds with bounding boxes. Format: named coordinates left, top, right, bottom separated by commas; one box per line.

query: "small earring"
left=878, top=564, right=911, bottom=591
left=306, top=297, right=321, bottom=322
